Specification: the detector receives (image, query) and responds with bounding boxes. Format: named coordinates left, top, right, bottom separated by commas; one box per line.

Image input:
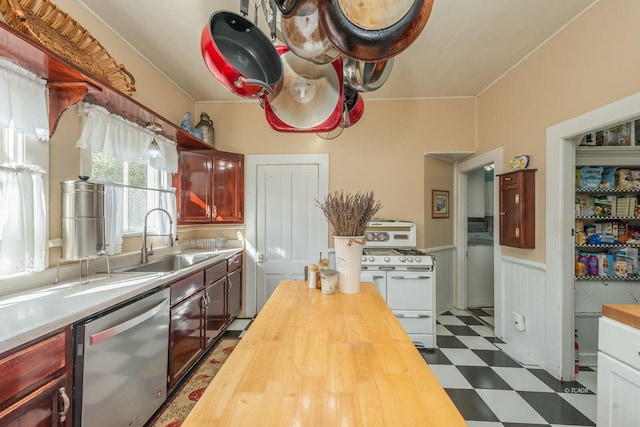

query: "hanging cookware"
left=280, top=0, right=341, bottom=65
left=264, top=46, right=343, bottom=132
left=343, top=85, right=364, bottom=127
left=343, top=57, right=394, bottom=92
left=316, top=85, right=364, bottom=139
left=201, top=11, right=283, bottom=99
left=318, top=0, right=434, bottom=62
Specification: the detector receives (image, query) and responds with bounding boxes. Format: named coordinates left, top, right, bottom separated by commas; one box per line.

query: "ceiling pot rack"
left=0, top=21, right=210, bottom=150
left=221, top=0, right=433, bottom=134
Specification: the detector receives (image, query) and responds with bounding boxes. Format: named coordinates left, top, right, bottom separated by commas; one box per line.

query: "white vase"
left=333, top=236, right=365, bottom=294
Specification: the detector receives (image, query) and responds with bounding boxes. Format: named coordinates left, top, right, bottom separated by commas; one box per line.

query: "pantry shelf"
left=575, top=276, right=640, bottom=281
left=576, top=244, right=640, bottom=249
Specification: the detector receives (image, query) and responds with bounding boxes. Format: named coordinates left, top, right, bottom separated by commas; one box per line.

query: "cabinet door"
left=0, top=375, right=69, bottom=427
left=174, top=151, right=212, bottom=223
left=227, top=269, right=242, bottom=321
left=204, top=277, right=227, bottom=348
left=498, top=170, right=535, bottom=248
left=212, top=152, right=244, bottom=223
left=169, top=291, right=205, bottom=388
left=597, top=351, right=640, bottom=427
left=499, top=185, right=521, bottom=246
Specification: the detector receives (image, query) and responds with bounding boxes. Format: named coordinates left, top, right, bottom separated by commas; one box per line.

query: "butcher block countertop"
left=183, top=280, right=465, bottom=426
left=602, top=304, right=640, bottom=330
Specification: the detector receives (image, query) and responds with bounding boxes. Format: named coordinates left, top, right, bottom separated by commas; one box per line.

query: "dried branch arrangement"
left=316, top=190, right=383, bottom=236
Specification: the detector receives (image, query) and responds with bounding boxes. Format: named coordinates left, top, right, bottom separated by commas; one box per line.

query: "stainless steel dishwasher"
left=73, top=287, right=170, bottom=427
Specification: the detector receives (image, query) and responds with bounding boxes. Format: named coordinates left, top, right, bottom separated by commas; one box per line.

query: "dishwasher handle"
left=89, top=298, right=168, bottom=345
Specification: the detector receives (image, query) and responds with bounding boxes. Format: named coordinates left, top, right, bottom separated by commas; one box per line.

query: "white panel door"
left=255, top=164, right=323, bottom=312
left=597, top=351, right=640, bottom=427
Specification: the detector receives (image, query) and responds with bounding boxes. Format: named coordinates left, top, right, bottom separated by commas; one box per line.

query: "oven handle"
left=379, top=266, right=396, bottom=271
left=390, top=275, right=431, bottom=280
left=395, top=313, right=431, bottom=318
left=89, top=297, right=168, bottom=345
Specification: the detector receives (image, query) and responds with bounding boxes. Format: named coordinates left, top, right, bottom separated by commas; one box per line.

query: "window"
left=90, top=150, right=169, bottom=234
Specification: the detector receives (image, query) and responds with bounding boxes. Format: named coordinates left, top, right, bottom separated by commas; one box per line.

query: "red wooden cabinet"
left=174, top=150, right=244, bottom=224
left=0, top=329, right=72, bottom=427
left=227, top=253, right=243, bottom=321
left=498, top=169, right=536, bottom=249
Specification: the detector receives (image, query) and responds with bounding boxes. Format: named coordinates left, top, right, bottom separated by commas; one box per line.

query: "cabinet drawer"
left=228, top=253, right=242, bottom=273
left=170, top=270, right=204, bottom=305
left=500, top=172, right=520, bottom=190
left=393, top=310, right=434, bottom=335
left=205, top=260, right=227, bottom=285
left=0, top=331, right=66, bottom=408
left=599, top=316, right=640, bottom=371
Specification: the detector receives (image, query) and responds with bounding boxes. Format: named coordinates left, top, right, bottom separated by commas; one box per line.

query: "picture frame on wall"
left=432, top=190, right=449, bottom=218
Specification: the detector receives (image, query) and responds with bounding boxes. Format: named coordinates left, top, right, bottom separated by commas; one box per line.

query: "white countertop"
left=0, top=247, right=243, bottom=354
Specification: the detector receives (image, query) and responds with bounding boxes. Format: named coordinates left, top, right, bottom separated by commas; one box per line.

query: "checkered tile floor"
left=226, top=308, right=597, bottom=426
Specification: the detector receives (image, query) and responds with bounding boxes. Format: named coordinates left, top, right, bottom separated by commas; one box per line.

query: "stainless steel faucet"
left=141, top=207, right=174, bottom=263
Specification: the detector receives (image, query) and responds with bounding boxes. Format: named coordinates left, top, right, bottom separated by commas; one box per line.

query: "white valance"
left=0, top=57, right=49, bottom=140
left=76, top=103, right=178, bottom=173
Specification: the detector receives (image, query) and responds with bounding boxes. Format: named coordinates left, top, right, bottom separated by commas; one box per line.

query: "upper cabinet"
left=173, top=150, right=244, bottom=224
left=497, top=169, right=536, bottom=249
left=0, top=21, right=209, bottom=150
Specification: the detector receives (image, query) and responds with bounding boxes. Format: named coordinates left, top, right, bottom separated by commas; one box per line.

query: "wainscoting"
left=500, top=256, right=547, bottom=368
left=427, top=245, right=456, bottom=314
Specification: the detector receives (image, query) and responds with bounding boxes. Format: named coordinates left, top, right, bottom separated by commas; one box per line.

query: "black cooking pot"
left=317, top=0, right=434, bottom=62
left=201, top=11, right=283, bottom=99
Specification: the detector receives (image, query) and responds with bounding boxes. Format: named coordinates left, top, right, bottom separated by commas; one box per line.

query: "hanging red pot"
left=264, top=46, right=343, bottom=133
left=201, top=11, right=283, bottom=99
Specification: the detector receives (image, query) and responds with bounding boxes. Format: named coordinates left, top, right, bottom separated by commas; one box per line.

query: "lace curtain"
left=0, top=166, right=46, bottom=274
left=76, top=103, right=178, bottom=173
left=0, top=57, right=49, bottom=140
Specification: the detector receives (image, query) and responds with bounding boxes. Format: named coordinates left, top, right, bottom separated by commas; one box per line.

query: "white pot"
left=333, top=236, right=365, bottom=294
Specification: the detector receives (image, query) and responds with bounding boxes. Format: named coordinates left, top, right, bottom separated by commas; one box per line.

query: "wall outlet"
left=513, top=311, right=526, bottom=332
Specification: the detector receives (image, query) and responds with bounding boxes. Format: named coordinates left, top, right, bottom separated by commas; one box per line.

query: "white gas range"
left=360, top=220, right=436, bottom=349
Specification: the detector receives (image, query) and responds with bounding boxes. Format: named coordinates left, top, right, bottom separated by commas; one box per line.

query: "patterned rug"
left=150, top=338, right=240, bottom=427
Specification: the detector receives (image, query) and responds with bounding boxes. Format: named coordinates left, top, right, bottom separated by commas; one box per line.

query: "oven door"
left=360, top=267, right=388, bottom=300
left=386, top=271, right=433, bottom=310
left=386, top=270, right=435, bottom=348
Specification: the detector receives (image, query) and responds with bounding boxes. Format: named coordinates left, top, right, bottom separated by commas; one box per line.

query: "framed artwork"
left=432, top=190, right=449, bottom=218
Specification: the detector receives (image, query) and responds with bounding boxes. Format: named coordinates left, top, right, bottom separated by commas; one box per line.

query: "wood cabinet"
left=0, top=329, right=72, bottom=427
left=497, top=169, right=536, bottom=248
left=204, top=261, right=228, bottom=348
left=227, top=253, right=243, bottom=321
left=168, top=254, right=244, bottom=389
left=174, top=150, right=244, bottom=224
left=168, top=271, right=206, bottom=388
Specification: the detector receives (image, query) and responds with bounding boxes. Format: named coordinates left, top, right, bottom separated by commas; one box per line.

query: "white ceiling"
left=78, top=0, right=597, bottom=103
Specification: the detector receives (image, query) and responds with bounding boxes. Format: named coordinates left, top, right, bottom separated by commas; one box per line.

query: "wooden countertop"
left=602, top=304, right=640, bottom=330
left=183, top=281, right=466, bottom=426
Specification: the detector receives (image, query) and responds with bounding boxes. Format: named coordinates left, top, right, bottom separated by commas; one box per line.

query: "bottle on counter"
left=309, top=264, right=318, bottom=289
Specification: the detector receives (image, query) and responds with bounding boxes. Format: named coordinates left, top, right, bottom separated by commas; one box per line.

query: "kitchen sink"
left=119, top=253, right=215, bottom=273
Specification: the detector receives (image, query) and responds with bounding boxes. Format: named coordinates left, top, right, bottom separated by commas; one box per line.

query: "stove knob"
left=415, top=256, right=421, bottom=262
left=399, top=256, right=406, bottom=262
left=369, top=256, right=375, bottom=262
left=362, top=256, right=367, bottom=262
left=384, top=257, right=390, bottom=262
left=407, top=257, right=414, bottom=262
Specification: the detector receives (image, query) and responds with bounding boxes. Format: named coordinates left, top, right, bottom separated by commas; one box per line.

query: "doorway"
left=244, top=154, right=329, bottom=317
left=466, top=165, right=495, bottom=309
left=456, top=148, right=504, bottom=338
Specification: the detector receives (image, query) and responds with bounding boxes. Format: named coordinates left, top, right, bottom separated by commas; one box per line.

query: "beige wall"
left=477, top=0, right=640, bottom=262
left=198, top=98, right=476, bottom=248
left=423, top=157, right=455, bottom=247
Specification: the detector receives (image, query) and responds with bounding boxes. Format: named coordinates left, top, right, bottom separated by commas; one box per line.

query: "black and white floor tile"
left=227, top=309, right=597, bottom=426
left=423, top=308, right=596, bottom=427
